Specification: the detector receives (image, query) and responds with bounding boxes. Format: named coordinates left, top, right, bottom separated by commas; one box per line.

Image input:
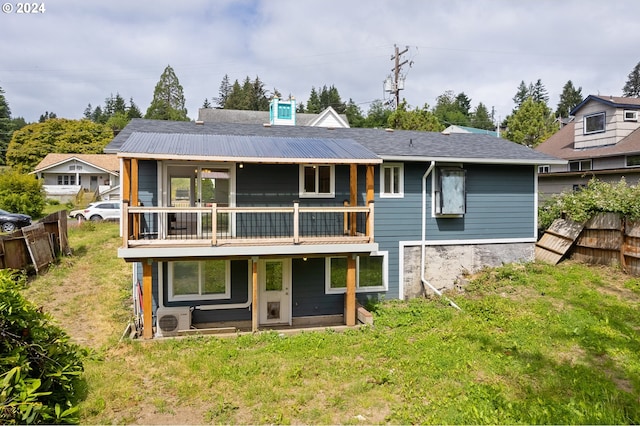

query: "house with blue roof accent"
left=105, top=98, right=562, bottom=338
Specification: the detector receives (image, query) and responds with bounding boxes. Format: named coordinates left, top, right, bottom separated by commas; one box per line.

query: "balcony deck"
left=120, top=202, right=376, bottom=259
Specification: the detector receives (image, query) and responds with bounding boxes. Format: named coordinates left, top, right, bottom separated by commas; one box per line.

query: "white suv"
left=70, top=201, right=121, bottom=221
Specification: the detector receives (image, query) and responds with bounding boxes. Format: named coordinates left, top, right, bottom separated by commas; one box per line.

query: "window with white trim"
left=584, top=112, right=605, bottom=134
left=538, top=165, right=550, bottom=174
left=325, top=253, right=387, bottom=293
left=568, top=160, right=592, bottom=172
left=299, top=164, right=334, bottom=198
left=57, top=175, right=76, bottom=185
left=380, top=163, right=404, bottom=198
left=434, top=167, right=466, bottom=216
left=624, top=110, right=638, bottom=122
left=168, top=260, right=230, bottom=301
left=627, top=155, right=640, bottom=167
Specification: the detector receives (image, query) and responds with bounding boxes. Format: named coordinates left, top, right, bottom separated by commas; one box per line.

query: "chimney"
left=269, top=96, right=296, bottom=126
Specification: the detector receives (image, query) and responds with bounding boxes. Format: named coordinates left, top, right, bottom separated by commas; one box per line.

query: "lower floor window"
left=57, top=175, right=77, bottom=185
left=325, top=253, right=387, bottom=293
left=168, top=259, right=230, bottom=301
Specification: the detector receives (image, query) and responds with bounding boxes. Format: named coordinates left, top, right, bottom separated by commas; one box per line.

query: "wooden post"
left=350, top=164, right=357, bottom=236
left=366, top=165, right=374, bottom=238
left=343, top=200, right=349, bottom=235
left=346, top=255, right=357, bottom=326
left=252, top=257, right=258, bottom=332
left=142, top=261, right=153, bottom=339
left=131, top=159, right=140, bottom=239
left=121, top=201, right=129, bottom=248
left=122, top=159, right=131, bottom=241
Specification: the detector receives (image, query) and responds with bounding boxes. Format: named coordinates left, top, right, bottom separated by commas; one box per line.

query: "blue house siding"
left=374, top=162, right=537, bottom=299
left=292, top=258, right=343, bottom=316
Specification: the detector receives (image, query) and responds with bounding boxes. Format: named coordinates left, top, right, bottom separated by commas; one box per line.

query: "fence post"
left=211, top=203, right=217, bottom=246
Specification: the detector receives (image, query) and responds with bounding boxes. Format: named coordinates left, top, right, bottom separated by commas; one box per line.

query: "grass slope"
left=22, top=222, right=640, bottom=424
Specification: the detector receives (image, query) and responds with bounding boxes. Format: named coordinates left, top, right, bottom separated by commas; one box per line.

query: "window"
left=57, top=175, right=76, bottom=185
left=434, top=167, right=466, bottom=216
left=624, top=110, right=638, bottom=122
left=627, top=155, right=640, bottom=167
left=538, top=165, right=550, bottom=174
left=568, top=160, right=592, bottom=172
left=380, top=163, right=404, bottom=197
left=584, top=112, right=605, bottom=134
left=168, top=260, right=230, bottom=301
left=299, top=165, right=334, bottom=197
left=325, top=253, right=387, bottom=293
left=278, top=103, right=291, bottom=119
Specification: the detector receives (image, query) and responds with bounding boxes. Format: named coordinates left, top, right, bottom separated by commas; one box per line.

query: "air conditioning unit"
left=156, top=307, right=191, bottom=337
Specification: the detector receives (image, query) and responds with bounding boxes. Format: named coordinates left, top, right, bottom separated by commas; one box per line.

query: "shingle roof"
left=570, top=95, right=640, bottom=115
left=33, top=153, right=119, bottom=173
left=536, top=123, right=640, bottom=160
left=105, top=119, right=562, bottom=165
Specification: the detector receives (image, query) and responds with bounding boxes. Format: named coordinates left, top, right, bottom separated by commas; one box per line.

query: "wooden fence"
left=0, top=210, right=70, bottom=273
left=537, top=212, right=640, bottom=276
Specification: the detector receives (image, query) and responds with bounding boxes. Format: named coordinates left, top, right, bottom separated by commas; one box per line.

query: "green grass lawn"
left=22, top=222, right=640, bottom=424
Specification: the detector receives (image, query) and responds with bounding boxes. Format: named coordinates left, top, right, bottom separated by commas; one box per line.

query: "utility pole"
left=388, top=44, right=410, bottom=109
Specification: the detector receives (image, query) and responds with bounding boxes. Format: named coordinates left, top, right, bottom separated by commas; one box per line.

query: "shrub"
left=0, top=270, right=85, bottom=424
left=538, top=178, right=640, bottom=230
left=0, top=170, right=45, bottom=217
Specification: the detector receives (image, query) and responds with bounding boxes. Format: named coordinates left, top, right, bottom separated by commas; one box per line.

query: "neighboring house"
left=536, top=95, right=640, bottom=199
left=442, top=125, right=499, bottom=138
left=31, top=154, right=120, bottom=203
left=198, top=98, right=350, bottom=128
left=105, top=103, right=561, bottom=338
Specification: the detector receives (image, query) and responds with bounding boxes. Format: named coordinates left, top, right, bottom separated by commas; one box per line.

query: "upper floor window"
left=434, top=167, right=466, bottom=216
left=624, top=110, right=638, bottom=122
left=278, top=103, right=292, bottom=119
left=584, top=112, right=605, bottom=134
left=380, top=163, right=404, bottom=198
left=538, top=165, right=550, bottom=174
left=568, top=160, right=592, bottom=172
left=299, top=164, right=334, bottom=198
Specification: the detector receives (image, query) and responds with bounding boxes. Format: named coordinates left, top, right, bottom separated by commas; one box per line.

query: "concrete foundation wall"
left=402, top=243, right=535, bottom=299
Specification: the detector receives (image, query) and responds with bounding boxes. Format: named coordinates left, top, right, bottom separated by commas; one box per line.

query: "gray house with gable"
left=106, top=100, right=562, bottom=338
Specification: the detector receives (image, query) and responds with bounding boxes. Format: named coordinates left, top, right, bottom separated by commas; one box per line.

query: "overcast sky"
left=1, top=0, right=639, bottom=124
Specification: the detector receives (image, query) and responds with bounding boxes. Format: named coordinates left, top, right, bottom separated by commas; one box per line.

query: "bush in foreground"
left=0, top=270, right=85, bottom=424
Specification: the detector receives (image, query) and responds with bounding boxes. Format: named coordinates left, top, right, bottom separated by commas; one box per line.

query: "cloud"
left=1, top=0, right=639, bottom=123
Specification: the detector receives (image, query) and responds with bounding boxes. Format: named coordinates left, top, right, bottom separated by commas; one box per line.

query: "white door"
left=259, top=259, right=291, bottom=325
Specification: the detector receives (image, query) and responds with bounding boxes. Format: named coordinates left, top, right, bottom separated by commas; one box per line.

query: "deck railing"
left=122, top=201, right=374, bottom=247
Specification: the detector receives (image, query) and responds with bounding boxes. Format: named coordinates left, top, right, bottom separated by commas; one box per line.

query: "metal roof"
left=107, top=119, right=563, bottom=165
left=118, top=132, right=382, bottom=164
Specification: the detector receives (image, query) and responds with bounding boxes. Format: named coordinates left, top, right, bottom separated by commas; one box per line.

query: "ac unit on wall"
left=156, top=307, right=191, bottom=337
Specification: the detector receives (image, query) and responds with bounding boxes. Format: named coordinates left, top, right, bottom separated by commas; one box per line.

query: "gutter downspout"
left=421, top=161, right=462, bottom=311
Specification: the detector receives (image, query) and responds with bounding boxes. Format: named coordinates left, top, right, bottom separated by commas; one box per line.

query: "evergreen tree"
left=224, top=79, right=245, bottom=110
left=145, top=65, right=189, bottom=121
left=0, top=86, right=12, bottom=165
left=530, top=79, right=549, bottom=104
left=83, top=103, right=93, bottom=120
left=127, top=98, right=142, bottom=119
left=505, top=98, right=558, bottom=147
left=622, top=61, right=640, bottom=97
left=296, top=102, right=306, bottom=113
left=345, top=99, right=364, bottom=127
left=216, top=74, right=231, bottom=108
left=91, top=106, right=104, bottom=123
left=306, top=87, right=321, bottom=113
left=470, top=102, right=495, bottom=130
left=513, top=81, right=530, bottom=108
left=455, top=92, right=472, bottom=117
left=556, top=80, right=583, bottom=118
left=202, top=98, right=212, bottom=108
left=38, top=111, right=57, bottom=122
